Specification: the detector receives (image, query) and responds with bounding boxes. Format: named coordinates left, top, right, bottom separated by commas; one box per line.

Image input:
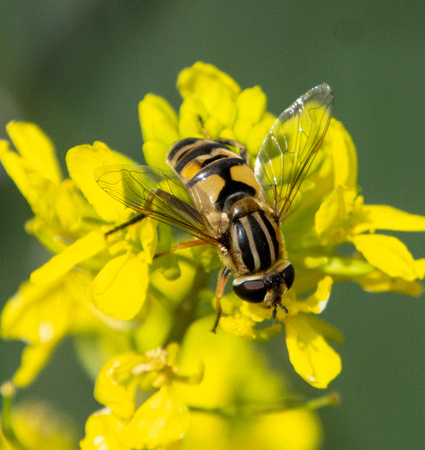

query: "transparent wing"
left=254, top=83, right=333, bottom=223
left=95, top=164, right=221, bottom=245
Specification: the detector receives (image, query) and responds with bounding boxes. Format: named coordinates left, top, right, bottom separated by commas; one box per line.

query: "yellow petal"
left=139, top=94, right=178, bottom=144
left=220, top=312, right=282, bottom=342
left=296, top=276, right=334, bottom=314
left=0, top=140, right=33, bottom=199
left=66, top=142, right=133, bottom=223
left=90, top=253, right=149, bottom=320
left=178, top=62, right=240, bottom=113
left=302, top=254, right=374, bottom=277
left=0, top=140, right=59, bottom=212
left=13, top=342, right=57, bottom=387
left=245, top=120, right=274, bottom=156
left=233, top=409, right=322, bottom=450
left=178, top=97, right=208, bottom=138
left=149, top=257, right=197, bottom=305
left=236, top=86, right=267, bottom=124
left=6, top=121, right=62, bottom=184
left=80, top=409, right=129, bottom=450
left=357, top=269, right=423, bottom=296
left=202, top=116, right=223, bottom=139
left=135, top=217, right=158, bottom=263
left=176, top=316, right=284, bottom=409
left=233, top=117, right=254, bottom=144
left=315, top=185, right=357, bottom=245
left=0, top=139, right=93, bottom=234
left=1, top=278, right=72, bottom=344
left=210, top=96, right=237, bottom=128
left=354, top=205, right=425, bottom=234
left=94, top=352, right=144, bottom=419
left=285, top=314, right=341, bottom=388
left=351, top=234, right=425, bottom=281
left=142, top=141, right=171, bottom=171
left=240, top=301, right=273, bottom=322
left=307, top=315, right=344, bottom=344
left=183, top=408, right=322, bottom=450
left=30, top=231, right=106, bottom=285
left=179, top=413, right=229, bottom=449
left=123, top=384, right=189, bottom=449
left=1, top=271, right=92, bottom=387
left=326, top=119, right=358, bottom=190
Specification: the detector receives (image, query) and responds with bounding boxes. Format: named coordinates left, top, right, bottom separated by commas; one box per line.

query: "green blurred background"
left=1, top=1, right=424, bottom=448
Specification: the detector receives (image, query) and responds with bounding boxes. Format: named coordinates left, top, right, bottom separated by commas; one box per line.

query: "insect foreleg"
left=104, top=213, right=146, bottom=237
left=211, top=266, right=232, bottom=333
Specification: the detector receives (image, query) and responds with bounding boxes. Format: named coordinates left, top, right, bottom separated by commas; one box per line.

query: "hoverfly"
left=95, top=83, right=333, bottom=332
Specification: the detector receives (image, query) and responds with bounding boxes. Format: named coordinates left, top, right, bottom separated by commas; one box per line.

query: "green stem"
left=188, top=391, right=340, bottom=418
left=1, top=382, right=26, bottom=450
left=164, top=264, right=209, bottom=345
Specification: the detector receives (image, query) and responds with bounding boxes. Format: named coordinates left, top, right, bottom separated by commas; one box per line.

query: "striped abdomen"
left=227, top=202, right=283, bottom=274
left=167, top=138, right=269, bottom=232
left=167, top=138, right=284, bottom=275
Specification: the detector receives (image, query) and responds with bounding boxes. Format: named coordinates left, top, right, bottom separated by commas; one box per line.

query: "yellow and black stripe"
left=167, top=138, right=283, bottom=275
left=168, top=139, right=265, bottom=212
left=229, top=209, right=282, bottom=274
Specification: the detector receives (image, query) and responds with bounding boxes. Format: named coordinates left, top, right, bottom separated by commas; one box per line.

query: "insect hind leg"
left=154, top=238, right=208, bottom=259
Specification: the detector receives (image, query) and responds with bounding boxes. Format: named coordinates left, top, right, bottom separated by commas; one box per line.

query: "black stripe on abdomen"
left=174, top=142, right=227, bottom=174
left=233, top=211, right=279, bottom=273
left=235, top=219, right=255, bottom=273
left=258, top=211, right=280, bottom=263
left=247, top=214, right=272, bottom=271
left=187, top=158, right=255, bottom=210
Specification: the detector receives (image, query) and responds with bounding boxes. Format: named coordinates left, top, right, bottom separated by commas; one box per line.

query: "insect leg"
left=104, top=213, right=146, bottom=237
left=105, top=186, right=202, bottom=238
left=272, top=299, right=288, bottom=319
left=154, top=238, right=208, bottom=258
left=197, top=115, right=211, bottom=139
left=211, top=266, right=232, bottom=333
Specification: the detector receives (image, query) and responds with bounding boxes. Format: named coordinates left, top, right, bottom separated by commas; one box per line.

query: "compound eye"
left=233, top=278, right=267, bottom=303
left=282, top=263, right=295, bottom=290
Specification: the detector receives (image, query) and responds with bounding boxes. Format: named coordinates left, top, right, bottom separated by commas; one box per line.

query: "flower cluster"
left=1, top=62, right=424, bottom=448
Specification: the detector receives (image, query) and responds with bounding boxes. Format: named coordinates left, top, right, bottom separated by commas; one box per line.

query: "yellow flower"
left=1, top=61, right=424, bottom=449
left=136, top=62, right=424, bottom=388
left=81, top=343, right=198, bottom=449
left=82, top=322, right=325, bottom=449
